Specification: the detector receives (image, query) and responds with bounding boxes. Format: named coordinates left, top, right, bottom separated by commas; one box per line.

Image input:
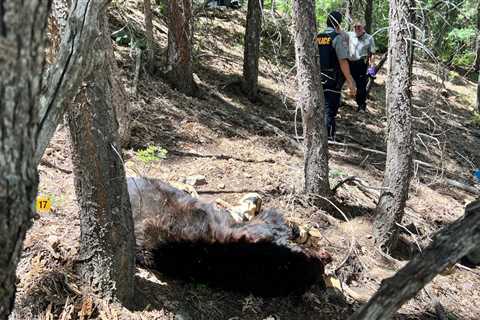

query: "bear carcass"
left=128, top=177, right=331, bottom=297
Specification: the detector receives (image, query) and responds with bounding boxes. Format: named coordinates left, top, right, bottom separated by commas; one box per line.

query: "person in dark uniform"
left=317, top=11, right=357, bottom=140
left=348, top=21, right=376, bottom=112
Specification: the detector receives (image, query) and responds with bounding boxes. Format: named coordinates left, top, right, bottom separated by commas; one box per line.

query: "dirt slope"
left=12, top=2, right=480, bottom=319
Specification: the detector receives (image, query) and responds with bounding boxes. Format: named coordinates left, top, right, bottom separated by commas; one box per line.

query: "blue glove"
left=367, top=66, right=376, bottom=78
left=474, top=169, right=480, bottom=183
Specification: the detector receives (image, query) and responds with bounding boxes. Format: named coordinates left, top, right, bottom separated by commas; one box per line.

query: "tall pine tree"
left=293, top=0, right=331, bottom=196
left=374, top=0, right=414, bottom=252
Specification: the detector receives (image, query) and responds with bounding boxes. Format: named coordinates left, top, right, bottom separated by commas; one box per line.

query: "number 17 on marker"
left=36, top=196, right=52, bottom=214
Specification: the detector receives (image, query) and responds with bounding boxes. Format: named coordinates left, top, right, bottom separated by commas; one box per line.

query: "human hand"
left=347, top=80, right=357, bottom=97
left=367, top=66, right=377, bottom=78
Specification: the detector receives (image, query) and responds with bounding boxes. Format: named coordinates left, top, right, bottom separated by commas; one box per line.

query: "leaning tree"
left=352, top=200, right=480, bottom=320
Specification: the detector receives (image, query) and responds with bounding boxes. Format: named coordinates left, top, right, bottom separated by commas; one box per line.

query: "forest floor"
left=12, top=2, right=480, bottom=320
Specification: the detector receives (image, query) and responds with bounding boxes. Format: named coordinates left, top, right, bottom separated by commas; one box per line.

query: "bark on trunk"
left=35, top=0, right=112, bottom=164
left=42, top=1, right=130, bottom=151
left=477, top=64, right=479, bottom=113
left=0, top=2, right=51, bottom=319
left=144, top=0, right=154, bottom=71
left=374, top=0, right=413, bottom=252
left=364, top=0, right=374, bottom=34
left=104, top=16, right=131, bottom=147
left=345, top=0, right=353, bottom=27
left=351, top=200, right=480, bottom=320
left=293, top=0, right=331, bottom=196
left=167, top=0, right=195, bottom=95
left=242, top=0, right=262, bottom=102
left=66, top=15, right=135, bottom=306
left=476, top=0, right=479, bottom=112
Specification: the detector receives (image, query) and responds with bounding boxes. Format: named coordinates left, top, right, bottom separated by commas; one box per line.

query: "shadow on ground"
left=134, top=272, right=355, bottom=320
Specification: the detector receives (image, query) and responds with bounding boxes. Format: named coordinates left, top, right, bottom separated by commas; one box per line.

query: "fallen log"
left=127, top=177, right=331, bottom=297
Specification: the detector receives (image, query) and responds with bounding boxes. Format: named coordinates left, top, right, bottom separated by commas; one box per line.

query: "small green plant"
left=112, top=27, right=147, bottom=50
left=471, top=112, right=480, bottom=127
left=329, top=168, right=345, bottom=179
left=135, top=145, right=168, bottom=163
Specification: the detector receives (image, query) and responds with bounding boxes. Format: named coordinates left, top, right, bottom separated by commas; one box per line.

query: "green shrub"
left=135, top=146, right=168, bottom=163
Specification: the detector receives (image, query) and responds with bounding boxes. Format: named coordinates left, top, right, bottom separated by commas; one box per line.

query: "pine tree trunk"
left=167, top=0, right=195, bottom=95
left=104, top=16, right=131, bottom=147
left=345, top=0, right=353, bottom=27
left=374, top=0, right=413, bottom=252
left=66, top=15, right=135, bottom=306
left=476, top=0, right=479, bottom=112
left=242, top=0, right=262, bottom=102
left=364, top=0, right=374, bottom=34
left=293, top=0, right=331, bottom=196
left=0, top=2, right=50, bottom=319
left=477, top=64, right=479, bottom=113
left=144, top=0, right=154, bottom=70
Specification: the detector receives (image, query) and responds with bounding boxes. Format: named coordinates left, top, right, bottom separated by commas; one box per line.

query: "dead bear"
left=127, top=176, right=331, bottom=297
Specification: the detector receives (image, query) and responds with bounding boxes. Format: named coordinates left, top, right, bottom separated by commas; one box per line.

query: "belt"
left=350, top=57, right=368, bottom=63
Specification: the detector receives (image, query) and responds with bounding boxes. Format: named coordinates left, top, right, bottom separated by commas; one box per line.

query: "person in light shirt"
left=348, top=21, right=376, bottom=113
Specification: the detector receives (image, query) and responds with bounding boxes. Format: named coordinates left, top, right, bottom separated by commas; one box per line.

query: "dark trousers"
left=349, top=59, right=368, bottom=110
left=322, top=72, right=344, bottom=139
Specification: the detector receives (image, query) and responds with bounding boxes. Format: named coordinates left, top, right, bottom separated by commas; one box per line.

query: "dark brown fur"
left=128, top=177, right=331, bottom=296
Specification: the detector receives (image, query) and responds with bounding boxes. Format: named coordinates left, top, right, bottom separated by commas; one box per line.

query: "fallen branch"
left=331, top=176, right=358, bottom=193
left=331, top=175, right=385, bottom=195
left=328, top=140, right=387, bottom=156
left=39, top=159, right=72, bottom=174
left=329, top=141, right=435, bottom=169
left=444, top=178, right=480, bottom=195
left=169, top=150, right=275, bottom=163
left=197, top=189, right=265, bottom=195
left=455, top=262, right=480, bottom=276
left=350, top=200, right=480, bottom=320
left=329, top=141, right=480, bottom=195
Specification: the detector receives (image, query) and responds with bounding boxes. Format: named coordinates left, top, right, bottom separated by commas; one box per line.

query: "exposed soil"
left=12, top=2, right=480, bottom=320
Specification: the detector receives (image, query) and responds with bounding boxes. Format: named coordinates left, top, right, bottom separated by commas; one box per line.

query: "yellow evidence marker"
left=36, top=196, right=52, bottom=214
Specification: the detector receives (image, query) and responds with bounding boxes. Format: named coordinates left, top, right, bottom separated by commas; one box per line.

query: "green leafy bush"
left=135, top=146, right=168, bottom=163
